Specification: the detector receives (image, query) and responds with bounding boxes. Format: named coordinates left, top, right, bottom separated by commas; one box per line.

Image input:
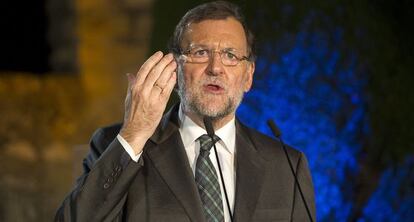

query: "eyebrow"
left=188, top=44, right=240, bottom=52
left=187, top=43, right=208, bottom=49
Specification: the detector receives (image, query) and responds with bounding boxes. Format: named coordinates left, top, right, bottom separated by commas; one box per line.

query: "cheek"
left=233, top=71, right=252, bottom=92
left=228, top=77, right=245, bottom=94
left=243, top=75, right=252, bottom=92
left=183, top=65, right=204, bottom=86
left=182, top=67, right=193, bottom=85
left=241, top=69, right=253, bottom=92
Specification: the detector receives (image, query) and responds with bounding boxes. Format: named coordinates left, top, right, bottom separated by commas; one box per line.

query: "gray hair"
left=168, top=1, right=256, bottom=61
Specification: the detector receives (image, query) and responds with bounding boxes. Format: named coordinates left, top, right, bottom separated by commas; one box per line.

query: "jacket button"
left=103, top=183, right=110, bottom=189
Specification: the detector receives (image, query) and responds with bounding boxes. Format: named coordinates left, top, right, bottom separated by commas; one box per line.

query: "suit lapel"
left=146, top=105, right=206, bottom=222
left=145, top=106, right=267, bottom=222
left=233, top=121, right=267, bottom=222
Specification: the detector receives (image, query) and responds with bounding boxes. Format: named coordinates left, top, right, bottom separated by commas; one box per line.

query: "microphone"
left=267, top=120, right=314, bottom=222
left=203, top=116, right=215, bottom=138
left=203, top=117, right=234, bottom=222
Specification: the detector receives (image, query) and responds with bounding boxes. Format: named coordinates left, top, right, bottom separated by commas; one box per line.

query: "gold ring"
left=154, top=83, right=163, bottom=91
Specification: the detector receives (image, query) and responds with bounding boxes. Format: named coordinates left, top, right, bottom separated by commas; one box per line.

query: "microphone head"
left=267, top=119, right=282, bottom=138
left=203, top=116, right=215, bottom=137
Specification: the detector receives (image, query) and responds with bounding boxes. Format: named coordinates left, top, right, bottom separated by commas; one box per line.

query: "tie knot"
left=198, top=134, right=220, bottom=155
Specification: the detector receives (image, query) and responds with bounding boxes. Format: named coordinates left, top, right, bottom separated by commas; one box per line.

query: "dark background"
left=0, top=0, right=413, bottom=221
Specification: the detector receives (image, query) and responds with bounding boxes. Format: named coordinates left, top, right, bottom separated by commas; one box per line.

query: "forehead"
left=181, top=17, right=248, bottom=51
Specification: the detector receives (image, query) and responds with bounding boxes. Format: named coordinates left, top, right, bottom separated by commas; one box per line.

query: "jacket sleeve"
left=291, top=152, right=316, bottom=221
left=54, top=127, right=144, bottom=222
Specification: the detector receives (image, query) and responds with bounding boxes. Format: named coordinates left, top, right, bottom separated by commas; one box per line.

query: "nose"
left=206, top=51, right=224, bottom=76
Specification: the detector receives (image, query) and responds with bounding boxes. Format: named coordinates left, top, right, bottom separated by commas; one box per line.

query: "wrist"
left=119, top=129, right=148, bottom=155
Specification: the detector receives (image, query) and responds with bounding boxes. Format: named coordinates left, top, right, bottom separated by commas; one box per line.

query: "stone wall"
left=0, top=0, right=153, bottom=221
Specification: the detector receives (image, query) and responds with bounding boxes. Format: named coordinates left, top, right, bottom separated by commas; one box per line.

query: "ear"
left=243, top=61, right=255, bottom=92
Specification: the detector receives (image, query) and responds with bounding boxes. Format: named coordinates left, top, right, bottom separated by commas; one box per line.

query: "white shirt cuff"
left=117, top=134, right=142, bottom=162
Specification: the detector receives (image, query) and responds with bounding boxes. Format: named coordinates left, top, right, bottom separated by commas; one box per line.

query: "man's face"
left=177, top=17, right=255, bottom=120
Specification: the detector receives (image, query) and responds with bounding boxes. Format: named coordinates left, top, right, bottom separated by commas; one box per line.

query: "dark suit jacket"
left=56, top=105, right=316, bottom=222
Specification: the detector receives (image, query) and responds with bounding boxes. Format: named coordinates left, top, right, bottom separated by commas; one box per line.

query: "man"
left=56, top=1, right=315, bottom=221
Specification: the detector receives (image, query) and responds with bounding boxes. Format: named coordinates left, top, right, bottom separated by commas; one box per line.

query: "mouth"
left=203, top=83, right=225, bottom=94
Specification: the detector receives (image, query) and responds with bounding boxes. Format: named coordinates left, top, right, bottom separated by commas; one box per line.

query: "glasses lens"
left=184, top=48, right=245, bottom=66
left=221, top=51, right=239, bottom=66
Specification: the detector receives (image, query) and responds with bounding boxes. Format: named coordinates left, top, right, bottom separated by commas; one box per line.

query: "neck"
left=184, top=109, right=235, bottom=131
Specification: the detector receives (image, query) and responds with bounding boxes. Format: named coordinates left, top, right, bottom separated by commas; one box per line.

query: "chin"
left=194, top=100, right=234, bottom=119
left=180, top=87, right=240, bottom=119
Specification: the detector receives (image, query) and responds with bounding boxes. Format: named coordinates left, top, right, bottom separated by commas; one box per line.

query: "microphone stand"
left=267, top=119, right=314, bottom=222
left=203, top=117, right=234, bottom=222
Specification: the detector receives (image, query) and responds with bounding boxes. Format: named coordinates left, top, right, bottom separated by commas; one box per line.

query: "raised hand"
left=120, top=51, right=177, bottom=155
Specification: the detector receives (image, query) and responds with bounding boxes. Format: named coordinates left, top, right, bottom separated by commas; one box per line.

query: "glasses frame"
left=181, top=47, right=250, bottom=66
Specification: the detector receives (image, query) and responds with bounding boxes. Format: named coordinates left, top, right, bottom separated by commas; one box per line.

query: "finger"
left=160, top=71, right=177, bottom=101
left=148, top=60, right=176, bottom=98
left=154, top=60, right=177, bottom=88
left=135, top=51, right=164, bottom=86
left=126, top=73, right=136, bottom=89
left=126, top=73, right=137, bottom=101
left=142, top=53, right=174, bottom=92
left=124, top=74, right=134, bottom=110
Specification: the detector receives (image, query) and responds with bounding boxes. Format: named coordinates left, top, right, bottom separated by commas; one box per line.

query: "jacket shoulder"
left=239, top=122, right=303, bottom=161
left=90, top=123, right=123, bottom=150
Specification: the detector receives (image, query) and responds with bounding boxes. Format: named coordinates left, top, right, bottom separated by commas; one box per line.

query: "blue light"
left=237, top=28, right=365, bottom=221
left=361, top=158, right=414, bottom=221
left=234, top=3, right=414, bottom=218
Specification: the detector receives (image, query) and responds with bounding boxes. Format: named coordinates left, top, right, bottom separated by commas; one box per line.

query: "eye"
left=192, top=49, right=209, bottom=57
left=223, top=51, right=238, bottom=60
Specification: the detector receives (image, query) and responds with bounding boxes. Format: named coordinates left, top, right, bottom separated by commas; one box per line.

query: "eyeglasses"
left=182, top=47, right=249, bottom=66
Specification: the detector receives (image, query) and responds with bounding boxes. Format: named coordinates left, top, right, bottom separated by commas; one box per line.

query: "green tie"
left=195, top=134, right=224, bottom=222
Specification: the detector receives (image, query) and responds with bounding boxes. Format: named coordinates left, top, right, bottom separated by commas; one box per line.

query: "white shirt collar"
left=178, top=105, right=236, bottom=155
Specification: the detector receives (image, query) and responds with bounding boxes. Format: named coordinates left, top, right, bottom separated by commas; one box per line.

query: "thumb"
left=126, top=73, right=136, bottom=89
